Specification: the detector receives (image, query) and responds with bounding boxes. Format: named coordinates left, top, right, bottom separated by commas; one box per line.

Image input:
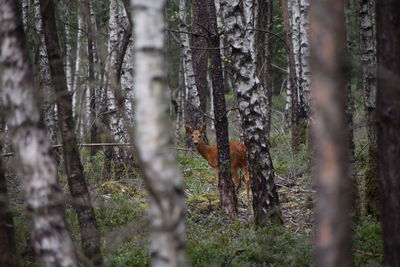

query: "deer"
left=185, top=122, right=251, bottom=202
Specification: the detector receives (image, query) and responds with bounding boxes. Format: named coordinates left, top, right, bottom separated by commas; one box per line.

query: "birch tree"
left=132, top=0, right=187, bottom=265
left=33, top=0, right=58, bottom=145
left=376, top=1, right=400, bottom=265
left=39, top=0, right=103, bottom=264
left=0, top=1, right=78, bottom=265
left=179, top=0, right=202, bottom=136
left=220, top=0, right=282, bottom=226
left=310, top=0, right=353, bottom=265
left=358, top=0, right=378, bottom=218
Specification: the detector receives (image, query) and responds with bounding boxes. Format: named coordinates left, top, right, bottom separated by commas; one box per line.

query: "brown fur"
left=185, top=123, right=251, bottom=201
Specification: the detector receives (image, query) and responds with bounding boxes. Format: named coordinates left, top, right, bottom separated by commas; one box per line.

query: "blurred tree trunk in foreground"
left=132, top=0, right=188, bottom=266
left=376, top=1, right=400, bottom=265
left=39, top=0, right=103, bottom=265
left=0, top=1, right=78, bottom=265
left=310, top=0, right=353, bottom=266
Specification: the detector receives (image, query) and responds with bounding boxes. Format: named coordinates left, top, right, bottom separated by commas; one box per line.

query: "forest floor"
left=4, top=98, right=383, bottom=266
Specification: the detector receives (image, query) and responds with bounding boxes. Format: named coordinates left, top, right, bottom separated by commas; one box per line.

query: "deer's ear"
left=200, top=122, right=207, bottom=133
left=185, top=124, right=193, bottom=134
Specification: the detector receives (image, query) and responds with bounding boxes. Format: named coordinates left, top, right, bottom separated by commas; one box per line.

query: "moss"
left=364, top=146, right=380, bottom=218
left=100, top=181, right=139, bottom=197
left=188, top=192, right=220, bottom=214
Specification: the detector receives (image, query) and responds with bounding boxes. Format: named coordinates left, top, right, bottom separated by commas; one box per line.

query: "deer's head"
left=185, top=122, right=206, bottom=146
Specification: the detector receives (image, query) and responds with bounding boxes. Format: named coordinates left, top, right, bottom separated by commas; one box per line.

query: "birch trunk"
left=179, top=0, right=202, bottom=134
left=72, top=12, right=83, bottom=119
left=39, top=0, right=103, bottom=265
left=358, top=0, right=378, bottom=218
left=33, top=0, right=58, bottom=145
left=132, top=1, right=187, bottom=266
left=310, top=0, right=353, bottom=265
left=220, top=0, right=282, bottom=226
left=376, top=1, right=400, bottom=265
left=0, top=1, right=78, bottom=265
left=64, top=1, right=73, bottom=92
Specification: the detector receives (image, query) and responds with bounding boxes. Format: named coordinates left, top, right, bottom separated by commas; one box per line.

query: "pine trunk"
left=310, top=0, right=353, bottom=265
left=207, top=0, right=238, bottom=218
left=359, top=0, right=379, bottom=218
left=39, top=0, right=103, bottom=265
left=376, top=1, right=400, bottom=265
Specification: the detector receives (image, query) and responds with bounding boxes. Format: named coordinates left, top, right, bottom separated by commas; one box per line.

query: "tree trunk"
left=39, top=0, right=103, bottom=265
left=192, top=0, right=209, bottom=115
left=33, top=0, right=58, bottom=145
left=86, top=0, right=99, bottom=157
left=207, top=0, right=238, bottom=218
left=358, top=0, right=379, bottom=218
left=220, top=0, right=282, bottom=226
left=255, top=0, right=274, bottom=137
left=0, top=1, right=78, bottom=265
left=179, top=0, right=203, bottom=147
left=310, top=0, right=353, bottom=266
left=0, top=122, right=17, bottom=267
left=132, top=1, right=188, bottom=266
left=376, top=1, right=400, bottom=265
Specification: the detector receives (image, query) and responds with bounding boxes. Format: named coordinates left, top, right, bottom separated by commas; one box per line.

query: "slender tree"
left=310, top=0, right=353, bottom=265
left=132, top=0, right=188, bottom=266
left=220, top=0, right=282, bottom=226
left=376, top=1, right=400, bottom=265
left=358, top=0, right=379, bottom=218
left=206, top=0, right=237, bottom=217
left=39, top=0, right=103, bottom=265
left=0, top=1, right=78, bottom=265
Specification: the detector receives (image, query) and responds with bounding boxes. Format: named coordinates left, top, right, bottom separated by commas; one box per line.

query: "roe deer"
left=185, top=123, right=251, bottom=201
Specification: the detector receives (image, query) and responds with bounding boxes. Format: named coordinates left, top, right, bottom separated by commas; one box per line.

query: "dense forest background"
left=0, top=0, right=398, bottom=266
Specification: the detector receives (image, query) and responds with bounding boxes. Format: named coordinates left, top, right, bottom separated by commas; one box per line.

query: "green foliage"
left=187, top=219, right=311, bottom=267
left=104, top=243, right=150, bottom=267
left=353, top=217, right=383, bottom=266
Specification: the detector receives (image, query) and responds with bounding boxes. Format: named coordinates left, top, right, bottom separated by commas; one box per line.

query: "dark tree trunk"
left=206, top=0, right=238, bottom=218
left=87, top=0, right=99, bottom=156
left=310, top=0, right=353, bottom=266
left=192, top=0, right=209, bottom=115
left=0, top=1, right=78, bottom=265
left=39, top=0, right=103, bottom=265
left=358, top=0, right=379, bottom=219
left=0, top=130, right=17, bottom=266
left=376, top=1, right=400, bottom=265
left=255, top=0, right=273, bottom=136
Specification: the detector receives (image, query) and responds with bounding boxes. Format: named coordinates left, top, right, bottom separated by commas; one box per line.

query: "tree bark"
left=220, top=0, right=282, bottom=226
left=0, top=1, right=78, bottom=266
left=39, top=0, right=103, bottom=265
left=376, top=1, right=400, bottom=265
left=132, top=1, right=188, bottom=266
left=207, top=0, right=238, bottom=218
left=310, top=0, right=353, bottom=266
left=358, top=0, right=379, bottom=218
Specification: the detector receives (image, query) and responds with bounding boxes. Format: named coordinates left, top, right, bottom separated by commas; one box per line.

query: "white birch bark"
left=72, top=13, right=83, bottom=119
left=179, top=0, right=202, bottom=127
left=64, top=2, right=73, bottom=92
left=0, top=2, right=78, bottom=265
left=132, top=1, right=187, bottom=266
left=220, top=0, right=282, bottom=225
left=298, top=0, right=311, bottom=113
left=33, top=0, right=58, bottom=144
left=21, top=0, right=29, bottom=32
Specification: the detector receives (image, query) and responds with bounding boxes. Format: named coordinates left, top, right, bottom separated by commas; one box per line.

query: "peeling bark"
left=0, top=1, right=78, bottom=265
left=220, top=0, right=282, bottom=226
